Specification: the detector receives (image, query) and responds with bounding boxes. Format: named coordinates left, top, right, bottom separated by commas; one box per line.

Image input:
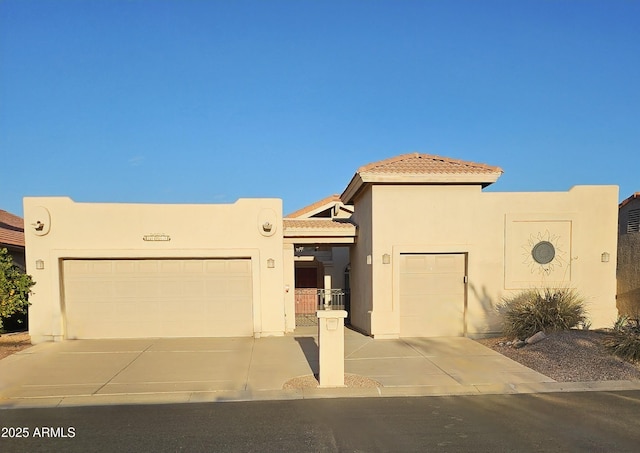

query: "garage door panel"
left=137, top=260, right=159, bottom=272
left=159, top=280, right=185, bottom=297
left=90, top=261, right=114, bottom=273
left=402, top=255, right=430, bottom=271
left=159, top=260, right=181, bottom=273
left=205, top=260, right=226, bottom=272
left=113, top=261, right=136, bottom=273
left=228, top=260, right=251, bottom=273
left=400, top=275, right=463, bottom=296
left=434, top=255, right=458, bottom=271
left=183, top=261, right=204, bottom=273
left=63, top=259, right=254, bottom=339
left=65, top=280, right=111, bottom=298
left=224, top=278, right=253, bottom=296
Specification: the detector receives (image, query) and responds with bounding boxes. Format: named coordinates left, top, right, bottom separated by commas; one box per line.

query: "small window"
left=628, top=209, right=640, bottom=233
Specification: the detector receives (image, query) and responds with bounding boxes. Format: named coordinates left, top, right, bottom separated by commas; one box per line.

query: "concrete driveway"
left=1, top=326, right=604, bottom=409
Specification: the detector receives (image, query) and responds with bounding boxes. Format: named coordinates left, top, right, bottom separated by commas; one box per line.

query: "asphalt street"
left=2, top=391, right=640, bottom=452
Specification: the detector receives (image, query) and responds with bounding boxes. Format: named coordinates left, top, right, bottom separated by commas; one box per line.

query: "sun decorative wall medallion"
left=522, top=231, right=567, bottom=276
left=532, top=241, right=555, bottom=264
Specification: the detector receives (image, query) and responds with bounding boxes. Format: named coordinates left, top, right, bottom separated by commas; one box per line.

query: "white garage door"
left=399, top=253, right=465, bottom=337
left=62, top=259, right=254, bottom=339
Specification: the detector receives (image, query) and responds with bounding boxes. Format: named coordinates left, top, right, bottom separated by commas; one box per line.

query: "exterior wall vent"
left=628, top=209, right=640, bottom=234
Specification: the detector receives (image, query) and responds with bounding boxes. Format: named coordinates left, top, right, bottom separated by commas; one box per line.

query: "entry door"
left=399, top=253, right=466, bottom=337
left=295, top=267, right=319, bottom=314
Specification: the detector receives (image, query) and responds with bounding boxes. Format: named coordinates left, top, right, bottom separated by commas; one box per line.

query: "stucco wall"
left=349, top=189, right=373, bottom=334
left=23, top=197, right=285, bottom=343
left=618, top=199, right=640, bottom=318
left=283, top=243, right=296, bottom=332
left=353, top=184, right=618, bottom=338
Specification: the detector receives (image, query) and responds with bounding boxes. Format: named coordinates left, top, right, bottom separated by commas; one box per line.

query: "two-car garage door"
left=62, top=259, right=254, bottom=339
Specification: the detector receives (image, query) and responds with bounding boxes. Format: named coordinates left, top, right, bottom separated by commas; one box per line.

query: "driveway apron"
left=0, top=327, right=557, bottom=407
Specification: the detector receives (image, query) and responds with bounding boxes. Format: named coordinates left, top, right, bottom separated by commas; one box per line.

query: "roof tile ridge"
left=357, top=152, right=421, bottom=173
left=438, top=156, right=502, bottom=172
left=358, top=152, right=503, bottom=174
left=425, top=154, right=503, bottom=172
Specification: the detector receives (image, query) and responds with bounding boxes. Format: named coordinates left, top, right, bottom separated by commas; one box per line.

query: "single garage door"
left=62, top=259, right=253, bottom=339
left=399, top=253, right=465, bottom=337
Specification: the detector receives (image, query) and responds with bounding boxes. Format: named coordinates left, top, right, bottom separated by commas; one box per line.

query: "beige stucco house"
left=24, top=153, right=619, bottom=343
left=23, top=199, right=284, bottom=343
left=617, top=192, right=640, bottom=318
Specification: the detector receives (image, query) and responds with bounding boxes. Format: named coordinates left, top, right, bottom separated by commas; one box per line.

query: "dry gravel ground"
left=283, top=374, right=382, bottom=389
left=0, top=331, right=31, bottom=360
left=476, top=330, right=640, bottom=382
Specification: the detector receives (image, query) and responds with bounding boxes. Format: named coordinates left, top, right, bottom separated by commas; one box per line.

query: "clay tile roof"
left=0, top=210, right=25, bottom=248
left=283, top=218, right=355, bottom=230
left=358, top=152, right=503, bottom=176
left=285, top=194, right=342, bottom=219
left=341, top=152, right=503, bottom=203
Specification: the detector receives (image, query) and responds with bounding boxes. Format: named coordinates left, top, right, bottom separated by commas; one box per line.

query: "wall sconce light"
left=262, top=222, right=272, bottom=233
left=267, top=258, right=275, bottom=268
left=35, top=259, right=45, bottom=270
left=366, top=255, right=372, bottom=265
left=601, top=252, right=610, bottom=263
left=382, top=253, right=391, bottom=264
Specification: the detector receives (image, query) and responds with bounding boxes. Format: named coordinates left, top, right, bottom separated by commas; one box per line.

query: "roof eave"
left=360, top=172, right=502, bottom=185
left=341, top=171, right=502, bottom=203
left=340, top=173, right=365, bottom=205
left=283, top=228, right=356, bottom=238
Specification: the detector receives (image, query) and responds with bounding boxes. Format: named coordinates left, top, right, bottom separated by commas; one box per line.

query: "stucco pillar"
left=316, top=309, right=347, bottom=387
left=283, top=243, right=296, bottom=332
left=323, top=262, right=333, bottom=307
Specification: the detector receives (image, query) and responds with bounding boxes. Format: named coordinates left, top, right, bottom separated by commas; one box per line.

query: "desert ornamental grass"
left=604, top=317, right=640, bottom=363
left=498, top=287, right=587, bottom=340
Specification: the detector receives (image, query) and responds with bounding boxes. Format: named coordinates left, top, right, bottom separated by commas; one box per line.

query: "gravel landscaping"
left=0, top=331, right=31, bottom=360
left=283, top=373, right=382, bottom=389
left=476, top=329, right=640, bottom=382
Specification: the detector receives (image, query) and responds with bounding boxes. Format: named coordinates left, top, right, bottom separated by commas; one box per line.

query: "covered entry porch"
left=283, top=218, right=356, bottom=330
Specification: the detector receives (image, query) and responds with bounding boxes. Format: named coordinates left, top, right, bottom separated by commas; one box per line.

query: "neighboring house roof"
left=0, top=210, right=25, bottom=248
left=286, top=194, right=354, bottom=220
left=619, top=192, right=640, bottom=209
left=285, top=194, right=342, bottom=218
left=341, top=152, right=504, bottom=203
left=283, top=218, right=356, bottom=229
left=283, top=218, right=357, bottom=244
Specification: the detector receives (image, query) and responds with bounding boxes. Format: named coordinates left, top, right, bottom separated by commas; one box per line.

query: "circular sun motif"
left=522, top=231, right=567, bottom=276
left=532, top=241, right=555, bottom=264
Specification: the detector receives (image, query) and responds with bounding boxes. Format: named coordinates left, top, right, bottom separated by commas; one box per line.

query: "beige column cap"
left=316, top=310, right=348, bottom=319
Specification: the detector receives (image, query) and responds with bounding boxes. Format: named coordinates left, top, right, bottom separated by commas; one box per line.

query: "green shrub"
left=604, top=317, right=640, bottom=363
left=497, top=287, right=587, bottom=339
left=0, top=248, right=35, bottom=331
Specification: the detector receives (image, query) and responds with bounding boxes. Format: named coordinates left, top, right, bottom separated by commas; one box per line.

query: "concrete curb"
left=3, top=380, right=640, bottom=410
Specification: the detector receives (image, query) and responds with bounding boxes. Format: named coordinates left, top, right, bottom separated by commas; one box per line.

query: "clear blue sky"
left=1, top=0, right=638, bottom=218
